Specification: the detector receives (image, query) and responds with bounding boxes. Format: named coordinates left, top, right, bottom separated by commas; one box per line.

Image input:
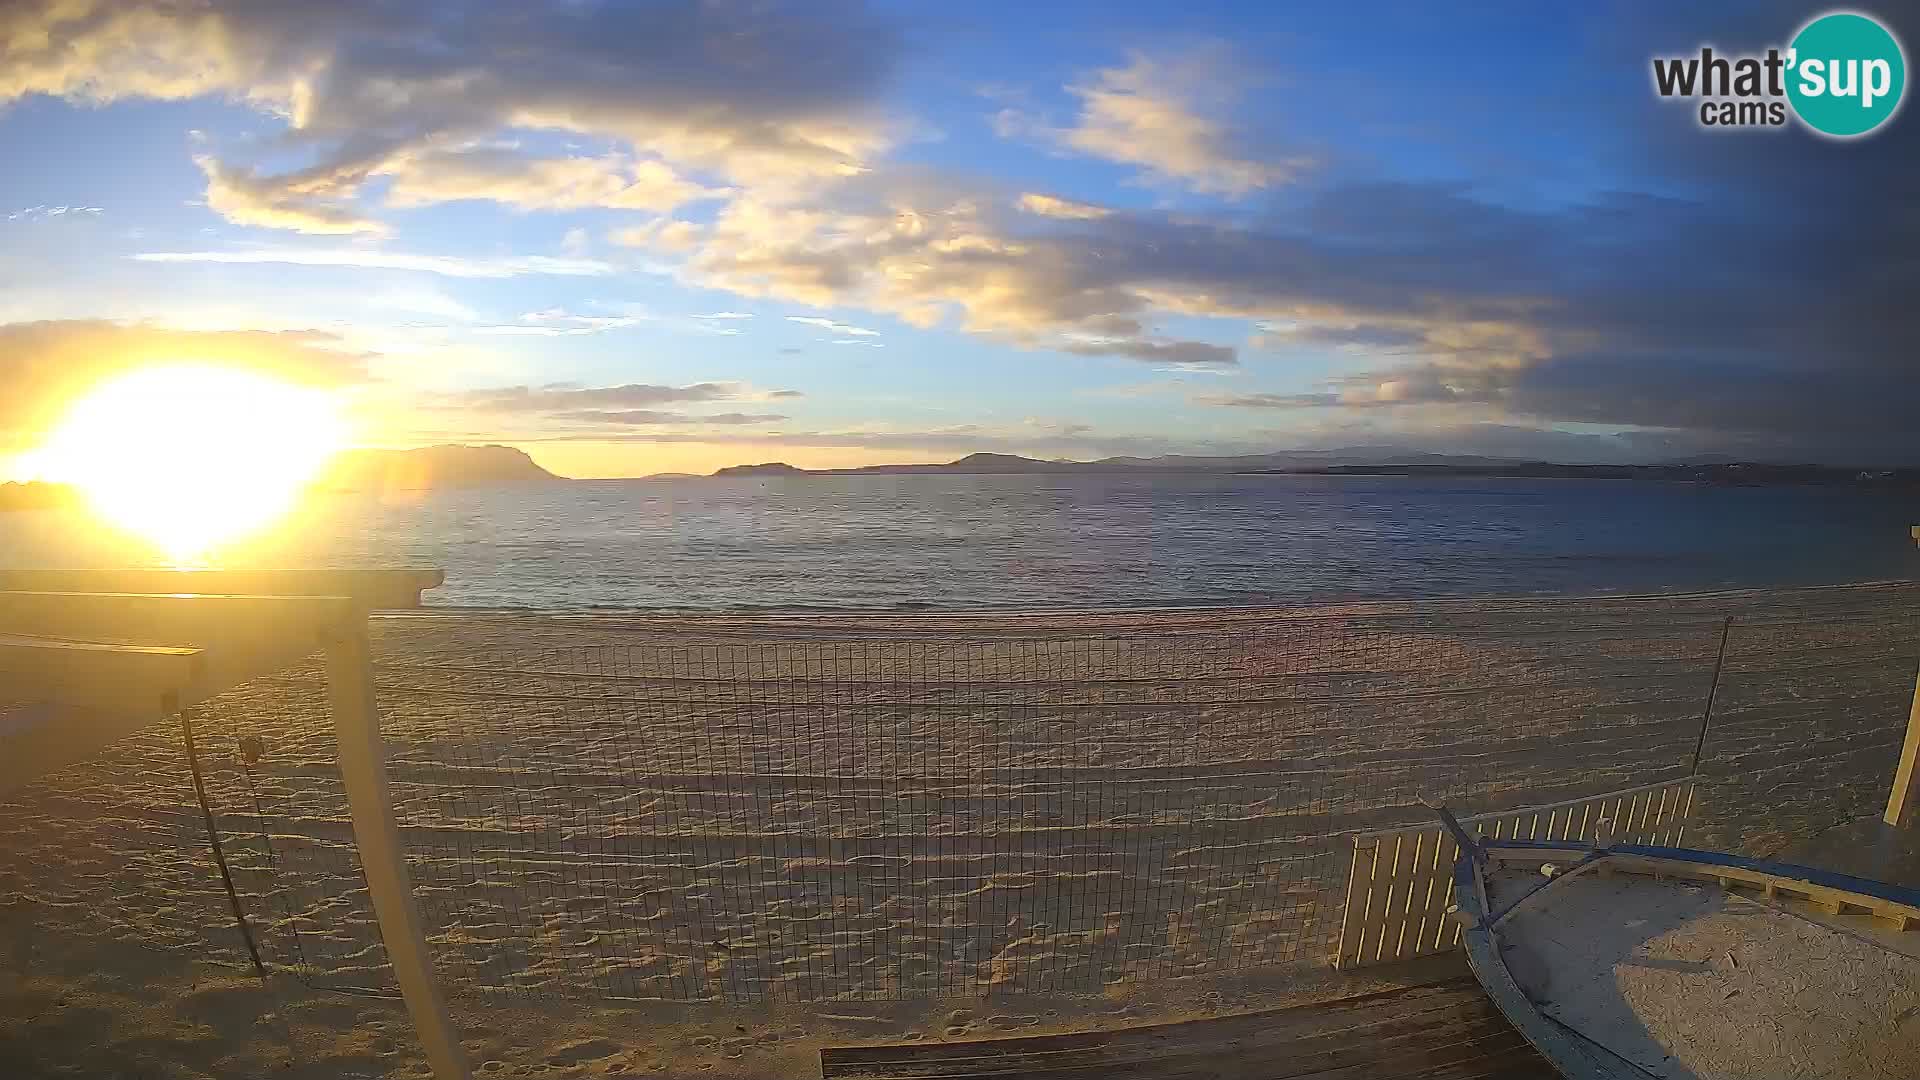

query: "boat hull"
left=1448, top=839, right=1920, bottom=1079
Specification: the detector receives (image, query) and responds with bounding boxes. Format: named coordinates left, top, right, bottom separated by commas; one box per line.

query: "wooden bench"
left=819, top=976, right=1549, bottom=1079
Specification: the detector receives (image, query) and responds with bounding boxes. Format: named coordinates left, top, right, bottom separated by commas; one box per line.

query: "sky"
left=0, top=1, right=1916, bottom=477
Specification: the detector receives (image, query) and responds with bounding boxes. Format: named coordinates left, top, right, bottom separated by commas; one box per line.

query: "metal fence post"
left=326, top=623, right=471, bottom=1080
left=1690, top=616, right=1733, bottom=777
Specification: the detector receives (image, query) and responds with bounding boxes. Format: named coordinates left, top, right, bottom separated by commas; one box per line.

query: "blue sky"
left=1, top=1, right=1914, bottom=476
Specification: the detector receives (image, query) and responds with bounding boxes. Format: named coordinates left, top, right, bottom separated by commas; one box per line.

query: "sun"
left=26, top=365, right=349, bottom=560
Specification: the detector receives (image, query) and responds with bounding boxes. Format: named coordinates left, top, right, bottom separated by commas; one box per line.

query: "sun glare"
left=27, top=365, right=348, bottom=559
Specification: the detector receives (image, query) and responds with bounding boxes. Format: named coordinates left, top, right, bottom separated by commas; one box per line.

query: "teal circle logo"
left=1787, top=12, right=1906, bottom=137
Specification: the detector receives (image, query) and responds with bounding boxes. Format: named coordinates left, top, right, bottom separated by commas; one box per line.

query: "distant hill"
left=885, top=452, right=1095, bottom=474
left=709, top=449, right=1544, bottom=477
left=320, top=444, right=563, bottom=491
left=0, top=481, right=80, bottom=511
left=704, top=450, right=1920, bottom=487
left=714, top=462, right=811, bottom=477
left=1246, top=462, right=1920, bottom=486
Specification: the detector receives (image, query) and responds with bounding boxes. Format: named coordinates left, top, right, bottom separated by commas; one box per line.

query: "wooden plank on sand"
left=819, top=976, right=1546, bottom=1078
left=0, top=590, right=356, bottom=700
left=0, top=568, right=444, bottom=610
left=0, top=636, right=205, bottom=793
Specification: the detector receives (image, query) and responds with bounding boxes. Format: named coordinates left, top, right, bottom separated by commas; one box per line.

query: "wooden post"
left=1886, top=526, right=1920, bottom=827
left=326, top=623, right=470, bottom=1080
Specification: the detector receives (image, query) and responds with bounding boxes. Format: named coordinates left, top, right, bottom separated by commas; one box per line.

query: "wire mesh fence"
left=22, top=583, right=1916, bottom=1007
left=366, top=615, right=1733, bottom=1004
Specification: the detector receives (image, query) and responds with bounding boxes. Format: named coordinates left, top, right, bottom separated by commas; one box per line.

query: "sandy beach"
left=3, top=582, right=1916, bottom=1078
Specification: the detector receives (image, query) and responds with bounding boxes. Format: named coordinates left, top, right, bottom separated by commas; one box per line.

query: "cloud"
left=1273, top=418, right=1728, bottom=466
left=764, top=122, right=1911, bottom=442
left=692, top=311, right=754, bottom=320
left=471, top=309, right=645, bottom=336
left=0, top=319, right=368, bottom=450
left=1016, top=193, right=1110, bottom=220
left=522, top=309, right=640, bottom=327
left=131, top=249, right=616, bottom=278
left=471, top=323, right=630, bottom=337
left=681, top=122, right=1918, bottom=460
left=380, top=148, right=728, bottom=212
left=1203, top=392, right=1344, bottom=409
left=554, top=410, right=788, bottom=426
left=1176, top=132, right=1917, bottom=461
left=12, top=4, right=1919, bottom=462
left=786, top=315, right=879, bottom=336
left=197, top=156, right=387, bottom=236
left=5, top=204, right=105, bottom=222
left=682, top=174, right=1322, bottom=366
left=1202, top=368, right=1478, bottom=410
left=1506, top=353, right=1918, bottom=441
left=425, top=380, right=803, bottom=438
left=1064, top=336, right=1235, bottom=368
left=1011, top=49, right=1309, bottom=196
left=520, top=422, right=1195, bottom=458
left=1, top=0, right=903, bottom=232
left=612, top=219, right=707, bottom=252
left=1251, top=320, right=1427, bottom=354
left=13, top=14, right=1340, bottom=383
left=445, top=382, right=792, bottom=412
left=472, top=325, right=592, bottom=337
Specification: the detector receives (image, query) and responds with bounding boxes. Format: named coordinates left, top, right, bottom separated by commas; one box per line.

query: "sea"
left=2, top=474, right=1915, bottom=610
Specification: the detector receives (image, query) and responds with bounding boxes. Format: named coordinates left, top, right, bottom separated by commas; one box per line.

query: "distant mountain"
left=866, top=452, right=1088, bottom=474
left=717, top=454, right=1087, bottom=477
left=1096, top=449, right=1531, bottom=471
left=320, top=444, right=563, bottom=491
left=703, top=450, right=1920, bottom=488
left=714, top=461, right=812, bottom=477
left=823, top=452, right=1098, bottom=475
left=1244, top=461, right=1920, bottom=486
left=708, top=448, right=1540, bottom=477
left=0, top=481, right=80, bottom=511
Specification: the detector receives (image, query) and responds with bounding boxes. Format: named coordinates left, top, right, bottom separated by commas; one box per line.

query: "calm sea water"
left=2, top=474, right=1916, bottom=610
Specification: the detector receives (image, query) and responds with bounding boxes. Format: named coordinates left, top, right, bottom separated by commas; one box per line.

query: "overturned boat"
left=1437, top=806, right=1920, bottom=1079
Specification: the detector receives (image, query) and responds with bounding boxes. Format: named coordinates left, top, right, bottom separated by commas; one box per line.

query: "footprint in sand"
left=547, top=1039, right=620, bottom=1066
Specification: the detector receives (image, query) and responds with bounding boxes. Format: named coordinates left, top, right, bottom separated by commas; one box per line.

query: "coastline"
left=378, top=577, right=1920, bottom=629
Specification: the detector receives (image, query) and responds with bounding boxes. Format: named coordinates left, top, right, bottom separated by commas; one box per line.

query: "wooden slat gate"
left=1333, top=777, right=1697, bottom=969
